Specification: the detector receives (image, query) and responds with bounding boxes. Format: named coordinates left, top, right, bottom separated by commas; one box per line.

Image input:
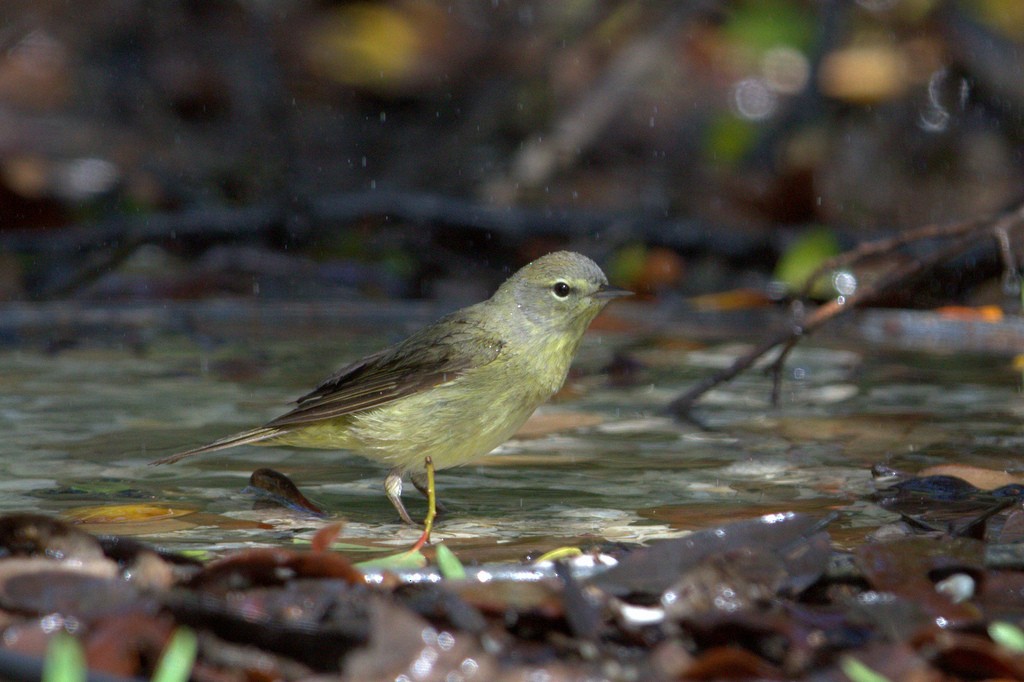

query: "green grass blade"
left=152, top=627, right=198, bottom=682
left=355, top=549, right=427, bottom=571
left=990, top=621, right=1024, bottom=652
left=42, top=633, right=86, bottom=682
left=839, top=655, right=891, bottom=682
left=435, top=543, right=466, bottom=580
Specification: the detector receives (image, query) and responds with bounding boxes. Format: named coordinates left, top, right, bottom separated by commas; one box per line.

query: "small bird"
left=153, top=251, right=630, bottom=526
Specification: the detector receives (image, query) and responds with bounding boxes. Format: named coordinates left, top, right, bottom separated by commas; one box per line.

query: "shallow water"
left=1, top=301, right=1022, bottom=563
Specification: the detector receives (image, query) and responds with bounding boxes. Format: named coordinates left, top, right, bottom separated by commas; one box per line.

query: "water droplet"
left=732, top=78, right=777, bottom=121
left=832, top=271, right=857, bottom=296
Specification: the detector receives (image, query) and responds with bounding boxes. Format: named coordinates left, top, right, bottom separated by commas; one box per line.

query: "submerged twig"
left=669, top=203, right=1024, bottom=417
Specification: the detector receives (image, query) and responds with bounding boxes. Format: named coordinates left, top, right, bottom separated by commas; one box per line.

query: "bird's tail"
left=150, top=426, right=286, bottom=466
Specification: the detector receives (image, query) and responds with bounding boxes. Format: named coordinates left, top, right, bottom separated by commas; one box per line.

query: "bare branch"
left=669, top=203, right=1024, bottom=417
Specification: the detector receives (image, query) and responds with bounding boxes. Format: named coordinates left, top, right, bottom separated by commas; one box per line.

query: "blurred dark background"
left=0, top=0, right=1021, bottom=304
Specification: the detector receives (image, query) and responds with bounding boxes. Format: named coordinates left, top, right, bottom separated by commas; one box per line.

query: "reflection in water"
left=0, top=323, right=1020, bottom=562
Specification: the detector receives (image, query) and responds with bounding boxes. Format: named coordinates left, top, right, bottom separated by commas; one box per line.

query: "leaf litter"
left=3, top=473, right=1024, bottom=681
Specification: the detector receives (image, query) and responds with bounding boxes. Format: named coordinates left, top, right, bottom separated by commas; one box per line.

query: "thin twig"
left=795, top=213, right=994, bottom=300
left=767, top=334, right=803, bottom=406
left=669, top=204, right=1024, bottom=417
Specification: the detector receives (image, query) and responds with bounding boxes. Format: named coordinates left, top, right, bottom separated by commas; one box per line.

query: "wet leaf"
left=452, top=580, right=564, bottom=620
left=853, top=537, right=984, bottom=627
left=870, top=475, right=1023, bottom=504
left=589, top=512, right=830, bottom=597
left=661, top=548, right=786, bottom=620
left=434, top=544, right=465, bottom=580
left=868, top=474, right=1023, bottom=538
left=64, top=504, right=194, bottom=524
left=918, top=464, right=1024, bottom=490
left=42, top=632, right=86, bottom=682
left=162, top=582, right=370, bottom=671
left=0, top=562, right=135, bottom=617
left=393, top=583, right=487, bottom=634
left=919, top=629, right=1024, bottom=678
left=0, top=513, right=105, bottom=562
left=683, top=645, right=783, bottom=680
left=311, top=522, right=344, bottom=552
left=188, top=547, right=364, bottom=591
left=246, top=468, right=327, bottom=517
left=62, top=504, right=199, bottom=535
left=343, top=598, right=498, bottom=680
left=67, top=510, right=269, bottom=537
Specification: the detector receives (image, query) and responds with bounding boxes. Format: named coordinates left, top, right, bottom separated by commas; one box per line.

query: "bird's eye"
left=552, top=281, right=572, bottom=298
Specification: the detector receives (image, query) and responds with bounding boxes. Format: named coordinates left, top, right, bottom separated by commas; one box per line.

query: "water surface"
left=2, top=301, right=1021, bottom=562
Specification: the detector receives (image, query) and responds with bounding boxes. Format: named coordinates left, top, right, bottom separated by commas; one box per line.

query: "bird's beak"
left=593, top=284, right=634, bottom=300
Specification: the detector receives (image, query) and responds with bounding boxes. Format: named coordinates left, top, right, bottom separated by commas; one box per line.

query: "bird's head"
left=496, top=251, right=632, bottom=335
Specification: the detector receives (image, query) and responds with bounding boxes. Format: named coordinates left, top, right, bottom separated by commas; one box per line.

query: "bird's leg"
left=384, top=468, right=416, bottom=525
left=410, top=456, right=436, bottom=551
left=411, top=470, right=447, bottom=514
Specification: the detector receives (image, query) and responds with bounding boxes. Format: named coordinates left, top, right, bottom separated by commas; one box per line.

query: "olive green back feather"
left=267, top=313, right=504, bottom=427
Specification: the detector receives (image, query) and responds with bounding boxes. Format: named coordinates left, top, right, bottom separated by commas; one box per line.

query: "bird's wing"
left=264, top=316, right=505, bottom=428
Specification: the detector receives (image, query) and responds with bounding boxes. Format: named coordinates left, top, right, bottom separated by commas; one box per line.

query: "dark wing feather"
left=151, top=425, right=282, bottom=464
left=264, top=315, right=504, bottom=428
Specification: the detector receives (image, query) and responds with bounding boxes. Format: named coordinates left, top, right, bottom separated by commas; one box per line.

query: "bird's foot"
left=385, top=468, right=416, bottom=525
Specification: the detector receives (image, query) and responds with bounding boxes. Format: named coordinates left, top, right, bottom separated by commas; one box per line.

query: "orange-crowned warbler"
left=153, top=251, right=631, bottom=526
